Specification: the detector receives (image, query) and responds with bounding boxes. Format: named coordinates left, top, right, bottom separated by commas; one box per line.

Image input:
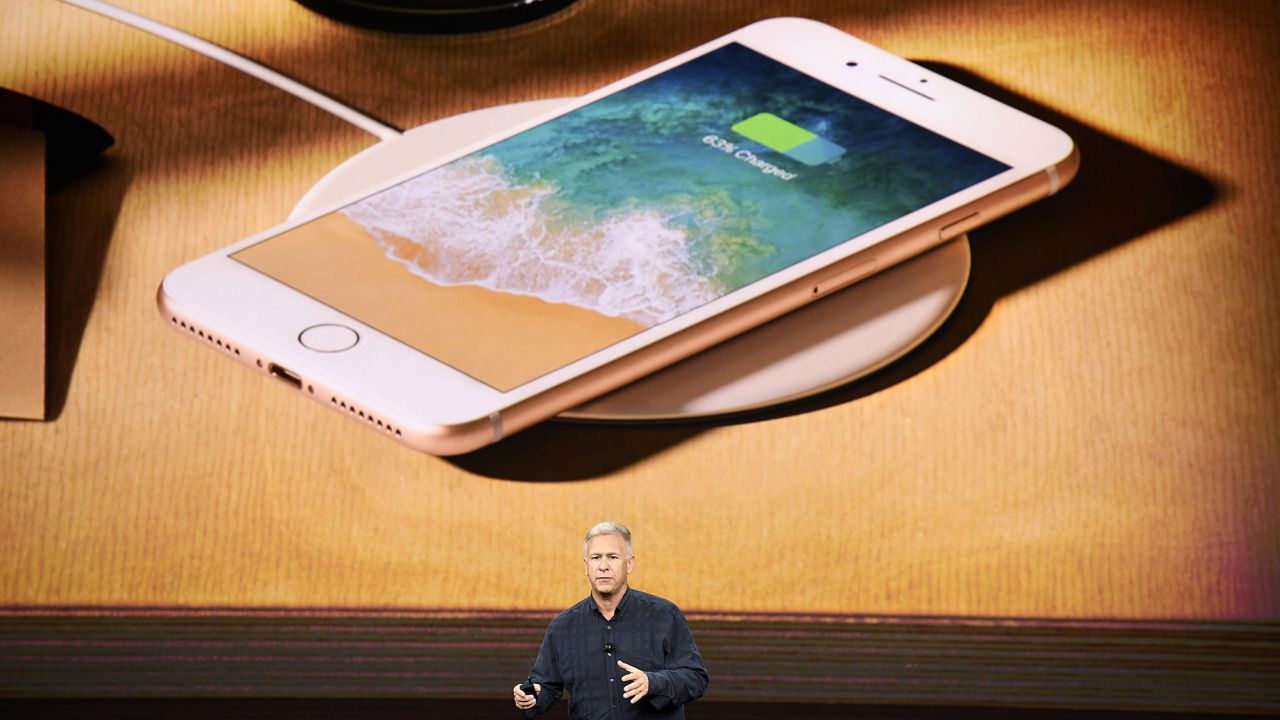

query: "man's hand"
left=618, top=660, right=649, bottom=704
left=513, top=683, right=541, bottom=710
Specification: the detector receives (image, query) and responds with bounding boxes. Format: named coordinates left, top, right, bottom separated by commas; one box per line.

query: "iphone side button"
left=939, top=212, right=982, bottom=241
left=813, top=258, right=878, bottom=297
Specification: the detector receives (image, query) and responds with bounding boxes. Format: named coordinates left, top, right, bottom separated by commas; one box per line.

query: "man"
left=513, top=521, right=709, bottom=718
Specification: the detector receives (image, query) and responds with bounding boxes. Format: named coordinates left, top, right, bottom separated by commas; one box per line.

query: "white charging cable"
left=56, top=0, right=402, bottom=141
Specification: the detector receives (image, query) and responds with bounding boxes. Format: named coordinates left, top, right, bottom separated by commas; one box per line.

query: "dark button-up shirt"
left=521, top=588, right=709, bottom=720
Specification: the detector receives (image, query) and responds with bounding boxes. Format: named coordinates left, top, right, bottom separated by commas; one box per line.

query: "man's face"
left=584, top=533, right=634, bottom=597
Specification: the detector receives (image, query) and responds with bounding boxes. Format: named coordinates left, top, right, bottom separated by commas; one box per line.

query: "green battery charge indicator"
left=731, top=112, right=846, bottom=166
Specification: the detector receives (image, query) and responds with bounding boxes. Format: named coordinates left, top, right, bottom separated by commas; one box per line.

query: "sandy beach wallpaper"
left=233, top=211, right=643, bottom=391
left=236, top=43, right=1007, bottom=391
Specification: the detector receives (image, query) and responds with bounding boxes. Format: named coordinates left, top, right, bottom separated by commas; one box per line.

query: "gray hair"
left=583, top=521, right=633, bottom=557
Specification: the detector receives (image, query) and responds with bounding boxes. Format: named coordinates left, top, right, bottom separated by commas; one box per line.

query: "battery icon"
left=731, top=112, right=846, bottom=166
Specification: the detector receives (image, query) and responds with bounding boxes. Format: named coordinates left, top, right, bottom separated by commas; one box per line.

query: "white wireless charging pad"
left=290, top=99, right=970, bottom=422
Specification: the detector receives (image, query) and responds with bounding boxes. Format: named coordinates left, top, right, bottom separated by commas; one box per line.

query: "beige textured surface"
left=0, top=0, right=1276, bottom=619
left=0, top=121, right=45, bottom=420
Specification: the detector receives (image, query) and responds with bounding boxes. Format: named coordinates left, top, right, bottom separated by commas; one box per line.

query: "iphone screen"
left=235, top=43, right=1007, bottom=390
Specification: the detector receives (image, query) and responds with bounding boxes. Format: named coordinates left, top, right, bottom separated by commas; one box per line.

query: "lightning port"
left=268, top=363, right=303, bottom=390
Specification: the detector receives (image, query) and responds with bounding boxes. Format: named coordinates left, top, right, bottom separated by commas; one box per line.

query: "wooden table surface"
left=2, top=0, right=1277, bottom=633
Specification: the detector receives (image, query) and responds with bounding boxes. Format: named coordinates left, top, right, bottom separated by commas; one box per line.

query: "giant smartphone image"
left=159, top=18, right=1078, bottom=455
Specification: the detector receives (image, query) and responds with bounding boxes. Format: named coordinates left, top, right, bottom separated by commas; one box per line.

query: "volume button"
left=939, top=212, right=982, bottom=241
left=813, top=258, right=878, bottom=297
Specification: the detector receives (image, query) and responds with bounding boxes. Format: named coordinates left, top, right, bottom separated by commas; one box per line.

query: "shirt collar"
left=589, top=586, right=634, bottom=617
left=615, top=586, right=634, bottom=615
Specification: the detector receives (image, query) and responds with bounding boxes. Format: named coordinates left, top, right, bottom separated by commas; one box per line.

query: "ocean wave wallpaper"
left=341, top=43, right=1007, bottom=327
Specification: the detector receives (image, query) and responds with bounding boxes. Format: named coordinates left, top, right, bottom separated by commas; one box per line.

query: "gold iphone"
left=158, top=18, right=1077, bottom=455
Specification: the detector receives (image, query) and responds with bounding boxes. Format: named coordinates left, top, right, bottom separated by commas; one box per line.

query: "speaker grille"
left=331, top=396, right=402, bottom=437
left=171, top=316, right=242, bottom=357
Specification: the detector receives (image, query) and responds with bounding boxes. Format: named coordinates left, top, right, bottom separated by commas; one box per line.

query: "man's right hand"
left=513, top=683, right=541, bottom=710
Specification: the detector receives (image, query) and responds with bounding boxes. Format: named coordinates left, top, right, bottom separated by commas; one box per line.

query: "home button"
left=298, top=324, right=359, bottom=353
